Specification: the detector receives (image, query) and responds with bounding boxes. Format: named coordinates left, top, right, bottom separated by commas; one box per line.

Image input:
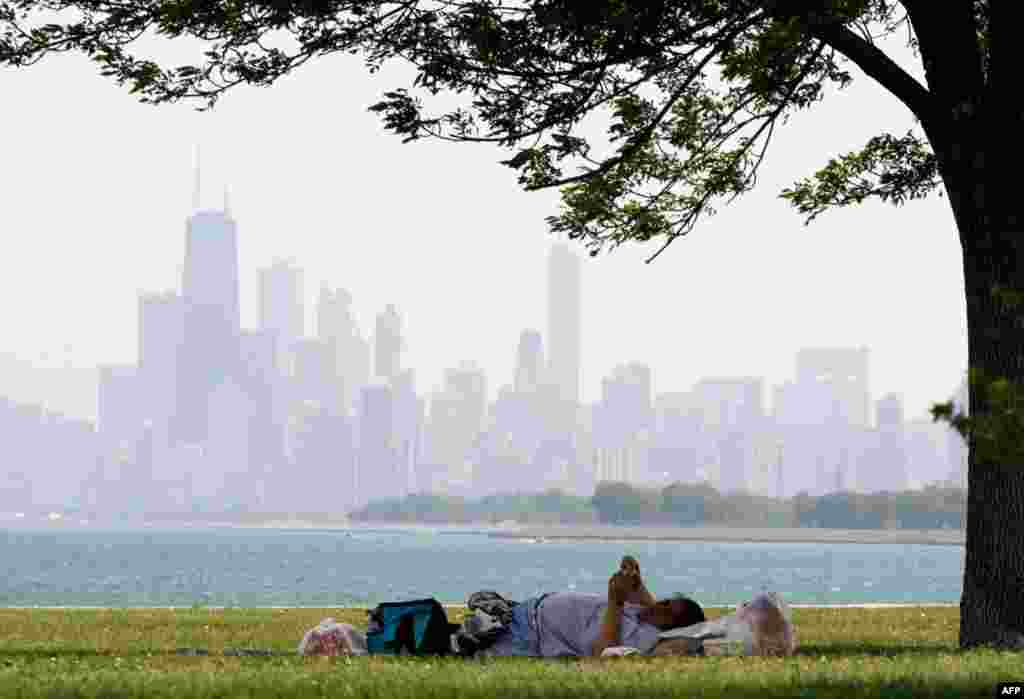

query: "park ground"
left=0, top=606, right=1017, bottom=697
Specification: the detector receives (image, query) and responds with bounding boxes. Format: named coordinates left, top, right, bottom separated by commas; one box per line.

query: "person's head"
left=637, top=595, right=706, bottom=630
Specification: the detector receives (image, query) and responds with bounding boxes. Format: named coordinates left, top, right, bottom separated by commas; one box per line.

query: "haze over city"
left=0, top=23, right=968, bottom=516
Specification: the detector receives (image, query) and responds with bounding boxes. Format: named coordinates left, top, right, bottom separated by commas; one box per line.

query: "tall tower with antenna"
left=176, top=145, right=242, bottom=443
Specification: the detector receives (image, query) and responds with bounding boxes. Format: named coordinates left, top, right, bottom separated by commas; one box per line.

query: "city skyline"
left=1, top=27, right=966, bottom=423
left=2, top=172, right=959, bottom=427
left=0, top=157, right=967, bottom=513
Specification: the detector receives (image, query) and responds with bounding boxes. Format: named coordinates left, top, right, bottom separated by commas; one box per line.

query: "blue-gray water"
left=2, top=527, right=963, bottom=607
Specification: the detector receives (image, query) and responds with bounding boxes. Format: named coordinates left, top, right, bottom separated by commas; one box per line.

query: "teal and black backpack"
left=365, top=598, right=461, bottom=656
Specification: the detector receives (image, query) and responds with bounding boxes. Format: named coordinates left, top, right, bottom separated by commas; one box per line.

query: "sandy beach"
left=486, top=524, right=965, bottom=546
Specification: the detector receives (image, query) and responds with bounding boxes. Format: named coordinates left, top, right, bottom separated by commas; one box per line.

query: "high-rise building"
left=357, top=381, right=396, bottom=505
left=317, top=285, right=370, bottom=415
left=97, top=364, right=145, bottom=505
left=316, top=285, right=354, bottom=342
left=203, top=376, right=251, bottom=502
left=374, top=304, right=404, bottom=381
left=240, top=329, right=279, bottom=380
left=547, top=241, right=582, bottom=423
left=446, top=361, right=488, bottom=435
left=391, top=368, right=422, bottom=498
left=692, top=378, right=763, bottom=430
left=424, top=362, right=487, bottom=494
left=240, top=328, right=285, bottom=476
left=514, top=329, right=544, bottom=395
left=609, top=363, right=654, bottom=428
left=98, top=364, right=141, bottom=447
left=138, top=291, right=184, bottom=446
left=258, top=259, right=304, bottom=376
left=904, top=419, right=950, bottom=489
left=876, top=393, right=903, bottom=430
left=593, top=363, right=653, bottom=485
left=795, top=347, right=871, bottom=427
left=177, top=168, right=242, bottom=443
left=294, top=337, right=340, bottom=412
left=650, top=392, right=701, bottom=485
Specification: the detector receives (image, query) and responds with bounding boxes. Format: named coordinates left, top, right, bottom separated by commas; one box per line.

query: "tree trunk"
left=927, top=97, right=1024, bottom=649
left=959, top=230, right=1024, bottom=648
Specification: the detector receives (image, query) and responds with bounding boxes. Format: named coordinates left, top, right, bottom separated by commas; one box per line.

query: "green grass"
left=0, top=607, right=1017, bottom=698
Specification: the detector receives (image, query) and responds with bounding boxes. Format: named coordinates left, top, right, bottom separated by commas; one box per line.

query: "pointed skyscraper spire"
left=192, top=144, right=202, bottom=212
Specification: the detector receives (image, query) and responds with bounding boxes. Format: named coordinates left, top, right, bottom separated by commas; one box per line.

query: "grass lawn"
left=0, top=606, right=1018, bottom=698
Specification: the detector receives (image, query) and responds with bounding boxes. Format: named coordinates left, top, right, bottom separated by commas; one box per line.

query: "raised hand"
left=618, top=555, right=656, bottom=606
left=619, top=555, right=642, bottom=591
left=607, top=572, right=632, bottom=607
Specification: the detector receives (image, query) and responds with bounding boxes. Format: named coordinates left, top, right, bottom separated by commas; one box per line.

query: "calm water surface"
left=1, top=526, right=964, bottom=607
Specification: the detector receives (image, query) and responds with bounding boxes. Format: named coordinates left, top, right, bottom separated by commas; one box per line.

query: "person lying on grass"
left=481, top=555, right=708, bottom=658
left=300, top=555, right=795, bottom=658
left=481, top=556, right=796, bottom=658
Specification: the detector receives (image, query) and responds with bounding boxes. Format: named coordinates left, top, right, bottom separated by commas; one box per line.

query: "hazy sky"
left=0, top=22, right=966, bottom=421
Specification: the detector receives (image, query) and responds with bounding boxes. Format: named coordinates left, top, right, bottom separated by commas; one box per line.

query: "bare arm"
left=591, top=573, right=628, bottom=657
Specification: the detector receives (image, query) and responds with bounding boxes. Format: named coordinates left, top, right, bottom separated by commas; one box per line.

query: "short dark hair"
left=671, top=597, right=706, bottom=628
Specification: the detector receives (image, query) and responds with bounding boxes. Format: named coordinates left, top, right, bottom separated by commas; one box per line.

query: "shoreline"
left=2, top=518, right=965, bottom=546
left=486, top=524, right=965, bottom=547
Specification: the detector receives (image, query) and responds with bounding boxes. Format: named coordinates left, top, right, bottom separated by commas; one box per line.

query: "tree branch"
left=765, top=1, right=934, bottom=124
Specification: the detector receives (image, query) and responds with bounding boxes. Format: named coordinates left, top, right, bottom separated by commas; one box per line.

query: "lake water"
left=1, top=526, right=964, bottom=607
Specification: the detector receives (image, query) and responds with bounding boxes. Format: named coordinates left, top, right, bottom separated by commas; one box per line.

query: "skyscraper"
left=864, top=392, right=907, bottom=493
left=876, top=393, right=904, bottom=430
left=258, top=259, right=304, bottom=376
left=240, top=328, right=285, bottom=477
left=357, top=381, right=395, bottom=505
left=177, top=161, right=241, bottom=444
left=594, top=363, right=653, bottom=485
left=317, top=285, right=370, bottom=414
left=374, top=304, right=403, bottom=381
left=692, top=377, right=763, bottom=430
left=514, top=329, right=544, bottom=395
left=425, top=362, right=487, bottom=495
left=391, top=368, right=422, bottom=498
left=138, top=291, right=184, bottom=446
left=795, top=347, right=871, bottom=427
left=293, top=337, right=341, bottom=413
left=317, top=285, right=355, bottom=343
left=98, top=364, right=141, bottom=447
left=546, top=241, right=582, bottom=430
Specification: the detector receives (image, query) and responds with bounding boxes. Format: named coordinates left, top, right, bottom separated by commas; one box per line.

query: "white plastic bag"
left=658, top=592, right=796, bottom=657
left=297, top=618, right=369, bottom=656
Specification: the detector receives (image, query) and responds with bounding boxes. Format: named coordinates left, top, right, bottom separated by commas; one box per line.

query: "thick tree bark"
left=960, top=254, right=1024, bottom=648
left=924, top=94, right=1024, bottom=649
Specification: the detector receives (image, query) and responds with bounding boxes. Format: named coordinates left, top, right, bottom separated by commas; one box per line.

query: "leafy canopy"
left=1, top=0, right=972, bottom=264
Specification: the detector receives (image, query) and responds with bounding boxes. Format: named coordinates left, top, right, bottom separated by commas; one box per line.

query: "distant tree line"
left=349, top=481, right=966, bottom=530
left=349, top=490, right=599, bottom=526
